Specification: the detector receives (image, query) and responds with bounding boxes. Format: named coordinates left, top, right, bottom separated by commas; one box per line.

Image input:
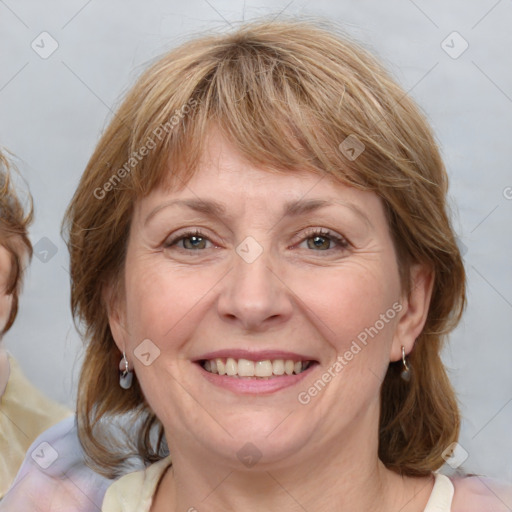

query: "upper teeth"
left=202, top=358, right=310, bottom=377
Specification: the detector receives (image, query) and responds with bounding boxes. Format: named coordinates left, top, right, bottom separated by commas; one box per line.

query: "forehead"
left=136, top=131, right=384, bottom=222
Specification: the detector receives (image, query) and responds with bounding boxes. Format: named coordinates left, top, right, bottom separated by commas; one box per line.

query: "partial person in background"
left=0, top=149, right=72, bottom=499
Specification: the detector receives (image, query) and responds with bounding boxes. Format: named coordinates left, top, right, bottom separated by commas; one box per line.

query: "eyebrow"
left=144, top=198, right=371, bottom=227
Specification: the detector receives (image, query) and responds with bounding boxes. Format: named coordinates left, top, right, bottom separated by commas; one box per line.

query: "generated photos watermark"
left=94, top=97, right=198, bottom=200
left=297, top=301, right=403, bottom=404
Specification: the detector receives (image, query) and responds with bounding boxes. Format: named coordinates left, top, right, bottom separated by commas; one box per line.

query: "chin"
left=198, top=414, right=316, bottom=469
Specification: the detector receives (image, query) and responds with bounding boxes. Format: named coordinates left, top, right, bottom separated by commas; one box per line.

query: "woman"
left=63, top=18, right=511, bottom=511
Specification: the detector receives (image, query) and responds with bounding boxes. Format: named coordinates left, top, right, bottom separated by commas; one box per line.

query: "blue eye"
left=164, top=228, right=349, bottom=253
left=164, top=230, right=212, bottom=250
left=299, top=228, right=349, bottom=252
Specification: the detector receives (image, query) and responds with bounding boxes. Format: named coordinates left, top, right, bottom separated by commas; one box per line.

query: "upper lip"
left=194, top=349, right=318, bottom=362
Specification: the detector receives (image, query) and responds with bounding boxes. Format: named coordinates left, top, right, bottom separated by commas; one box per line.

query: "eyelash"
left=163, top=228, right=350, bottom=254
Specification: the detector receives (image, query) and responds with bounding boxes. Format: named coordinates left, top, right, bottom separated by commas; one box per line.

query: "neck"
left=153, top=408, right=434, bottom=512
left=0, top=343, right=10, bottom=398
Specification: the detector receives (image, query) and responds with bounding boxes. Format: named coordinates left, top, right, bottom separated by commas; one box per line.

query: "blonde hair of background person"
left=62, top=17, right=511, bottom=512
left=0, top=151, right=33, bottom=338
left=0, top=150, right=71, bottom=500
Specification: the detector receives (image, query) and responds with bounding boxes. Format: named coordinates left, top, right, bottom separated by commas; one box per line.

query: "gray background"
left=1, top=0, right=511, bottom=481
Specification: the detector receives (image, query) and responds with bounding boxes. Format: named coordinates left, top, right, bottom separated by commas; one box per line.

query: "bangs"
left=122, top=23, right=385, bottom=199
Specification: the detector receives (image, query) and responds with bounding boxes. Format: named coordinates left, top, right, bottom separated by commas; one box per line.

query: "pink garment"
left=0, top=415, right=114, bottom=511
left=451, top=474, right=512, bottom=511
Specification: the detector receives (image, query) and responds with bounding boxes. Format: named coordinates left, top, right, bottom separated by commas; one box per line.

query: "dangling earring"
left=400, top=346, right=411, bottom=382
left=119, top=352, right=133, bottom=389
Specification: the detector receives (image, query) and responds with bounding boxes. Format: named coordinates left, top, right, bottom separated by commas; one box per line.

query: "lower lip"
left=195, top=362, right=317, bottom=394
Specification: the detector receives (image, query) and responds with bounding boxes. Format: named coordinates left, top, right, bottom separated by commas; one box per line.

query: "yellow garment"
left=0, top=353, right=72, bottom=498
left=102, top=456, right=172, bottom=512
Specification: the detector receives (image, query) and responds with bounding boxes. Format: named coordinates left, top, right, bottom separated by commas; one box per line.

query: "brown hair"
left=63, top=17, right=466, bottom=478
left=0, top=150, right=33, bottom=334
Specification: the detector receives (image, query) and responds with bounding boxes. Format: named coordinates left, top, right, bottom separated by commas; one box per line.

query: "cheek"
left=291, top=258, right=401, bottom=352
left=124, top=258, right=222, bottom=343
left=0, top=294, right=12, bottom=331
left=295, top=263, right=401, bottom=424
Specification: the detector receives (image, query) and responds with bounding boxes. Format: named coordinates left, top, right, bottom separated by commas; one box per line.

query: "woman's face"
left=110, top=132, right=431, bottom=468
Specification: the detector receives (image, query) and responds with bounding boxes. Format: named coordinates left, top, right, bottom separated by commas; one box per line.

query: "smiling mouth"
left=199, top=358, right=316, bottom=378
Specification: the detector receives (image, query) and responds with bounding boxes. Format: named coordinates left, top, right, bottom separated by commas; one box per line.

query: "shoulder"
left=102, top=456, right=172, bottom=512
left=450, top=474, right=512, bottom=512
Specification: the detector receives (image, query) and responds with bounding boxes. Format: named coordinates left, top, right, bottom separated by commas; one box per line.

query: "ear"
left=390, top=263, right=434, bottom=361
left=103, top=281, right=130, bottom=362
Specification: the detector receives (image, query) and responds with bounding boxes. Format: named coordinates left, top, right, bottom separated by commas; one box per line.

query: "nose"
left=216, top=242, right=294, bottom=332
